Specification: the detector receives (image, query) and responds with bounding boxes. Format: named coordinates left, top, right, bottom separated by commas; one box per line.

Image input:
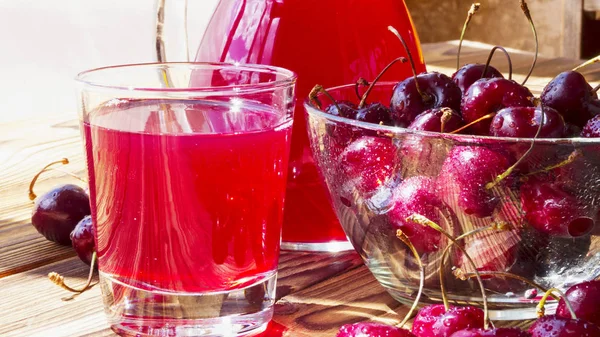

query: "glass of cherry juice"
left=76, top=63, right=296, bottom=336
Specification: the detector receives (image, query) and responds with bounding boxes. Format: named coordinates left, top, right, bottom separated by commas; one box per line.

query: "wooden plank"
left=584, top=0, right=600, bottom=12
left=562, top=0, right=583, bottom=59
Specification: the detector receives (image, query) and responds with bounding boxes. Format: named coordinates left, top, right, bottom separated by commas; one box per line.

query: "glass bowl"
left=304, top=82, right=600, bottom=320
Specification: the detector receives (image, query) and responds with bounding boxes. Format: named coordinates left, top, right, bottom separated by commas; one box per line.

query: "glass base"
left=100, top=272, right=276, bottom=337
left=281, top=240, right=354, bottom=252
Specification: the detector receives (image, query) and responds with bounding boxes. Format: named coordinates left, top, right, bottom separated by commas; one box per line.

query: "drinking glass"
left=76, top=63, right=296, bottom=336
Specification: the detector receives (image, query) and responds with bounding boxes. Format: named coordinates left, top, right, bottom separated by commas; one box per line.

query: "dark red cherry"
left=325, top=100, right=358, bottom=119
left=461, top=78, right=534, bottom=135
left=437, top=146, right=513, bottom=218
left=408, top=107, right=465, bottom=133
left=529, top=315, right=600, bottom=337
left=582, top=115, right=600, bottom=137
left=390, top=72, right=462, bottom=127
left=388, top=176, right=447, bottom=253
left=412, top=304, right=484, bottom=337
left=450, top=328, right=531, bottom=337
left=489, top=106, right=566, bottom=138
left=540, top=71, right=600, bottom=128
left=520, top=178, right=595, bottom=238
left=337, top=322, right=416, bottom=337
left=452, top=63, right=504, bottom=94
left=325, top=101, right=359, bottom=146
left=339, top=136, right=397, bottom=194
left=70, top=215, right=95, bottom=265
left=357, top=102, right=393, bottom=125
left=31, top=184, right=91, bottom=245
left=556, top=280, right=600, bottom=326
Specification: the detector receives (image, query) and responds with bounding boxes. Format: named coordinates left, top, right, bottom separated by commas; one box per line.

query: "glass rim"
left=304, top=81, right=600, bottom=145
left=75, top=62, right=297, bottom=95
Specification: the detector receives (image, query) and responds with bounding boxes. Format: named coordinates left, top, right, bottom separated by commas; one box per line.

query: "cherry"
left=461, top=78, right=534, bottom=135
left=540, top=71, right=600, bottom=128
left=339, top=136, right=397, bottom=194
left=356, top=102, right=393, bottom=126
left=556, top=280, right=600, bottom=326
left=437, top=146, right=513, bottom=218
left=324, top=101, right=360, bottom=147
left=387, top=26, right=462, bottom=127
left=390, top=72, right=462, bottom=127
left=31, top=184, right=91, bottom=246
left=450, top=328, right=531, bottom=337
left=387, top=176, right=447, bottom=254
left=70, top=215, right=95, bottom=265
left=582, top=114, right=600, bottom=137
left=337, top=322, right=416, bottom=337
left=520, top=177, right=595, bottom=238
left=325, top=100, right=358, bottom=119
left=529, top=315, right=600, bottom=337
left=489, top=106, right=566, bottom=138
left=408, top=107, right=465, bottom=133
left=452, top=64, right=504, bottom=95
left=412, top=304, right=484, bottom=337
left=28, top=159, right=91, bottom=245
left=453, top=5, right=504, bottom=94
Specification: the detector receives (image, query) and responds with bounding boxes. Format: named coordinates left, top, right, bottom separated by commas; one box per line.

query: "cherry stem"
left=449, top=113, right=495, bottom=134
left=406, top=214, right=490, bottom=329
left=28, top=158, right=70, bottom=201
left=355, top=78, right=370, bottom=101
left=592, top=83, right=600, bottom=95
left=453, top=270, right=558, bottom=301
left=358, top=57, right=408, bottom=109
left=48, top=251, right=97, bottom=294
left=457, top=3, right=481, bottom=70
left=438, top=222, right=508, bottom=311
left=396, top=230, right=425, bottom=328
left=523, top=149, right=583, bottom=178
left=388, top=26, right=431, bottom=104
left=520, top=0, right=538, bottom=86
left=536, top=287, right=576, bottom=320
left=573, top=55, right=600, bottom=72
left=309, top=84, right=341, bottom=114
left=486, top=104, right=545, bottom=190
left=482, top=46, right=513, bottom=81
left=440, top=108, right=454, bottom=133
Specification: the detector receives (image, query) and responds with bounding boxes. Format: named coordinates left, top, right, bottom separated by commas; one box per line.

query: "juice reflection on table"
left=197, top=0, right=426, bottom=250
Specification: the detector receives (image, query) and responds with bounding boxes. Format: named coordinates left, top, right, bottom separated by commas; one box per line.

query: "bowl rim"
left=304, top=81, right=600, bottom=145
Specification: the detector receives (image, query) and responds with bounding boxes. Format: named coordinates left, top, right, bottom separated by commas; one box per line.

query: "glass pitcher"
left=194, top=0, right=426, bottom=251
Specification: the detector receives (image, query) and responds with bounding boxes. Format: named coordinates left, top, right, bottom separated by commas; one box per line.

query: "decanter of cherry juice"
left=196, top=0, right=426, bottom=251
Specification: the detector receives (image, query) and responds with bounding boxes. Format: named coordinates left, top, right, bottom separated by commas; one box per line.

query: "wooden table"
left=2, top=41, right=599, bottom=337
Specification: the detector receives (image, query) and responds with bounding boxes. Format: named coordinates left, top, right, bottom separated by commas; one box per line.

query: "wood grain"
left=0, top=41, right=596, bottom=336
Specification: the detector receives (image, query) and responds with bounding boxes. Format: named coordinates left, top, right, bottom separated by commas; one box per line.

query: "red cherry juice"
left=197, top=0, right=426, bottom=246
left=83, top=99, right=291, bottom=292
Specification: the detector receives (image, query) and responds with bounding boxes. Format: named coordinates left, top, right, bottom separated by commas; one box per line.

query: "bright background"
left=0, top=0, right=219, bottom=123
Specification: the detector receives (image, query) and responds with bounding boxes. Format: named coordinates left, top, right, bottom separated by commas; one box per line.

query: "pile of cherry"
left=309, top=2, right=600, bottom=336
left=28, top=158, right=96, bottom=292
